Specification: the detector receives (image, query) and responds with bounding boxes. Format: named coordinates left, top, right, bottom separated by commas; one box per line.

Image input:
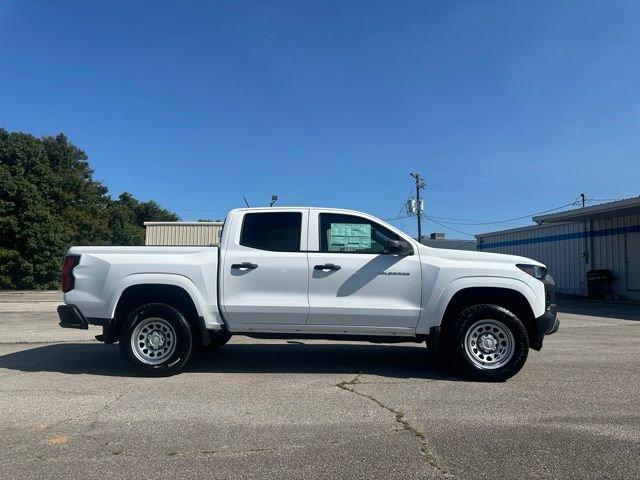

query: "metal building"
left=476, top=197, right=640, bottom=300
left=144, top=221, right=223, bottom=246
left=420, top=232, right=477, bottom=251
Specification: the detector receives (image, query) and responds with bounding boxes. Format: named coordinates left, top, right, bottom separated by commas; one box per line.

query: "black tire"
left=119, top=303, right=194, bottom=377
left=199, top=331, right=232, bottom=352
left=447, top=304, right=529, bottom=382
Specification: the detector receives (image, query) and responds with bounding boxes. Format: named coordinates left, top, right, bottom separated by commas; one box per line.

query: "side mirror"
left=387, top=239, right=413, bottom=256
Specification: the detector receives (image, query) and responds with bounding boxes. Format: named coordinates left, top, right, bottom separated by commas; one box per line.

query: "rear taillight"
left=61, top=255, right=81, bottom=293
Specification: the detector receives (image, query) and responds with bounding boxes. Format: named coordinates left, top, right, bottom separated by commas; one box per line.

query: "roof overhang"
left=533, top=197, right=640, bottom=224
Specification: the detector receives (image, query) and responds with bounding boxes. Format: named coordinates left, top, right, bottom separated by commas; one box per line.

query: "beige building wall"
left=144, top=222, right=223, bottom=246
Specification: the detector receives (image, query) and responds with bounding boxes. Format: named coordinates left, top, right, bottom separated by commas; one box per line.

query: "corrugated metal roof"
left=475, top=223, right=549, bottom=239
left=476, top=197, right=640, bottom=238
left=533, top=196, right=640, bottom=224
left=421, top=239, right=477, bottom=250
left=144, top=221, right=223, bottom=226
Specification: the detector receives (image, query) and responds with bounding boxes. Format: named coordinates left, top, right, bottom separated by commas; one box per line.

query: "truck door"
left=306, top=211, right=422, bottom=330
left=221, top=210, right=310, bottom=327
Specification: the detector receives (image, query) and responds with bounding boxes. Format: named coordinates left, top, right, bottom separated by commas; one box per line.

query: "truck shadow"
left=556, top=298, right=640, bottom=321
left=0, top=341, right=461, bottom=380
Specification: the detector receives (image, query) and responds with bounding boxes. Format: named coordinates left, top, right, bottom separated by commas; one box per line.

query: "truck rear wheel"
left=448, top=304, right=529, bottom=382
left=119, top=303, right=194, bottom=376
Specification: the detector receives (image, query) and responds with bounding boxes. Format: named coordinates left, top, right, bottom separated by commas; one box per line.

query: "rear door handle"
left=314, top=263, right=341, bottom=271
left=231, top=262, right=258, bottom=270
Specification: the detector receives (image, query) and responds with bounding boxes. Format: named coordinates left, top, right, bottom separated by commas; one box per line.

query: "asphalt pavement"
left=0, top=292, right=638, bottom=479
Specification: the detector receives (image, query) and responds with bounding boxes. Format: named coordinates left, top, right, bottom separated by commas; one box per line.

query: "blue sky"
left=1, top=1, right=638, bottom=237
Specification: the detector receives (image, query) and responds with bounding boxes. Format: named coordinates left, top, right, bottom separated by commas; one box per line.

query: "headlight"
left=517, top=264, right=547, bottom=280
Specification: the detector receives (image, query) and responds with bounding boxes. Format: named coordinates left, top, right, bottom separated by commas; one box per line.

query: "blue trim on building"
left=477, top=224, right=640, bottom=250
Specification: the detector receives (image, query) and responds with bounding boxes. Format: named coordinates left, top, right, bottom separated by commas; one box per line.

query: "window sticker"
left=329, top=223, right=371, bottom=252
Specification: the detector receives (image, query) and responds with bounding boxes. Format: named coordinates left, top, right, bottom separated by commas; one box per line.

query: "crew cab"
left=58, top=207, right=558, bottom=381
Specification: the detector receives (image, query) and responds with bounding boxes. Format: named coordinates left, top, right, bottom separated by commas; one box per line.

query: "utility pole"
left=410, top=172, right=425, bottom=241
left=580, top=193, right=586, bottom=208
left=269, top=195, right=279, bottom=207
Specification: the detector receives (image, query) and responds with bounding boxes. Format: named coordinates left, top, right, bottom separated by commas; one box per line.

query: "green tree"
left=108, top=192, right=178, bottom=245
left=0, top=129, right=178, bottom=289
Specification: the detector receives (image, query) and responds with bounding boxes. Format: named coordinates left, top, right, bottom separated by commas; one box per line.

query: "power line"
left=426, top=200, right=580, bottom=226
left=422, top=194, right=618, bottom=235
left=387, top=184, right=628, bottom=241
left=383, top=213, right=414, bottom=222
left=424, top=215, right=476, bottom=237
left=380, top=184, right=417, bottom=222
left=426, top=215, right=530, bottom=228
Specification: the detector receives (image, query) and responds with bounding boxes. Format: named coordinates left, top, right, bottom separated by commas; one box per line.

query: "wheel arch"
left=108, top=274, right=206, bottom=318
left=439, top=284, right=538, bottom=350
left=109, top=280, right=210, bottom=346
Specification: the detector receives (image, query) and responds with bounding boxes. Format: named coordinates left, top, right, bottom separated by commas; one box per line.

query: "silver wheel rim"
left=131, top=317, right=177, bottom=365
left=464, top=319, right=515, bottom=370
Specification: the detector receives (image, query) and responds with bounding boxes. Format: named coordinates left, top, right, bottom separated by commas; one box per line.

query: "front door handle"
left=314, top=263, right=341, bottom=271
left=231, top=262, right=258, bottom=270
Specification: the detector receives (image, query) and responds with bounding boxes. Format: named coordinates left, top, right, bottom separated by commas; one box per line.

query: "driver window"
left=319, top=213, right=401, bottom=254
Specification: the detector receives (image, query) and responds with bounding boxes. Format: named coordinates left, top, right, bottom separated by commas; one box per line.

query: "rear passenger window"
left=240, top=212, right=302, bottom=252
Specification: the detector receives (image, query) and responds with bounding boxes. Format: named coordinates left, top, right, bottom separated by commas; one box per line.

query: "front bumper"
left=57, top=304, right=88, bottom=330
left=530, top=274, right=559, bottom=350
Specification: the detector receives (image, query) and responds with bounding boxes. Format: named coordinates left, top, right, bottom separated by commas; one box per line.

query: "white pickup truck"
left=58, top=207, right=558, bottom=381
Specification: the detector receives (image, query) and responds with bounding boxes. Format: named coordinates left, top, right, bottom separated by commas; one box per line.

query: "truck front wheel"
left=448, top=304, right=529, bottom=382
left=119, top=303, right=194, bottom=376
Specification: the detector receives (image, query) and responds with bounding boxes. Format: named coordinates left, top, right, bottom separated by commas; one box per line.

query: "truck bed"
left=64, top=245, right=222, bottom=329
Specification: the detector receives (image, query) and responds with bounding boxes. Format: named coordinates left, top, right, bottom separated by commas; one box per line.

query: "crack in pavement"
left=40, top=390, right=129, bottom=434
left=85, top=390, right=129, bottom=432
left=3, top=390, right=130, bottom=453
left=336, top=373, right=453, bottom=479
